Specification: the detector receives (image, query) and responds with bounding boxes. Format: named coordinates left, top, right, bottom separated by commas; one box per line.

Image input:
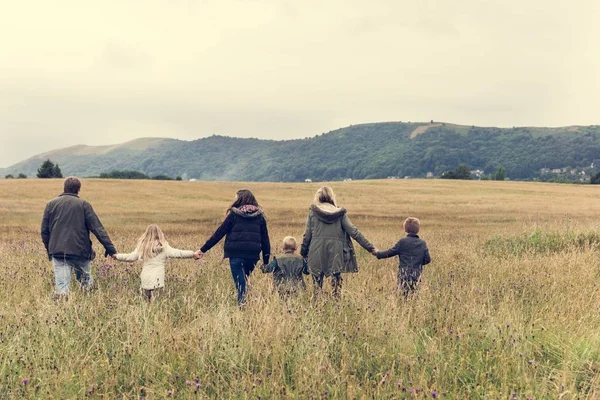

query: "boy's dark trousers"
left=398, top=269, right=421, bottom=297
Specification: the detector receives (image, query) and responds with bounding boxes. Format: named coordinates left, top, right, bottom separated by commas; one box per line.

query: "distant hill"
left=2, top=122, right=600, bottom=181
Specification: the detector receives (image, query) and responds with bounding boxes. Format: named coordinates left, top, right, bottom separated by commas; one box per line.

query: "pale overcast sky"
left=0, top=0, right=598, bottom=167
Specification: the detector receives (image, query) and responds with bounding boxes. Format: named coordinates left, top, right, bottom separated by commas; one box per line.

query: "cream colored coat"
left=115, top=245, right=195, bottom=290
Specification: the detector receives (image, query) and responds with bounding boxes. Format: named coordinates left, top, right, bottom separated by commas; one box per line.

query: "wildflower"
left=528, top=359, right=533, bottom=365
left=185, top=380, right=191, bottom=386
left=167, top=389, right=173, bottom=396
left=22, top=378, right=29, bottom=385
left=431, top=390, right=437, bottom=397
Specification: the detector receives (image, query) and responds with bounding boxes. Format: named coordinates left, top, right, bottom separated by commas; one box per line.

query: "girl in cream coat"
left=113, top=224, right=195, bottom=302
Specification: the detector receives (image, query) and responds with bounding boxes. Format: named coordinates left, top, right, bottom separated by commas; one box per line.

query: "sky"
left=0, top=0, right=599, bottom=167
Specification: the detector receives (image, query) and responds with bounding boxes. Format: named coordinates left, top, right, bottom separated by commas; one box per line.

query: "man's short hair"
left=403, top=217, right=420, bottom=234
left=64, top=177, right=81, bottom=194
left=282, top=236, right=297, bottom=251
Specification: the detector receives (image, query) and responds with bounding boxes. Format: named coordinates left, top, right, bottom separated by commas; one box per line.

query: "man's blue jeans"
left=229, top=258, right=256, bottom=304
left=53, top=257, right=93, bottom=295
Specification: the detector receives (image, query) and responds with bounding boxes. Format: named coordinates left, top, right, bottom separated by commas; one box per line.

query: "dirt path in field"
left=410, top=123, right=442, bottom=138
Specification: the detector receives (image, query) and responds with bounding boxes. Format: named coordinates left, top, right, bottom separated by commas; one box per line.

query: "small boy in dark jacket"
left=261, top=236, right=309, bottom=297
left=374, top=217, right=431, bottom=296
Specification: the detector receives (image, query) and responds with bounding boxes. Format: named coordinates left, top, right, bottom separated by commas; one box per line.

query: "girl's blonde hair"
left=313, top=186, right=337, bottom=206
left=136, top=224, right=169, bottom=260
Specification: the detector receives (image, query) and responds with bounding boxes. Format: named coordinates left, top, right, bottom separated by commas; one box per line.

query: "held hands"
left=193, top=250, right=204, bottom=261
left=371, top=248, right=379, bottom=257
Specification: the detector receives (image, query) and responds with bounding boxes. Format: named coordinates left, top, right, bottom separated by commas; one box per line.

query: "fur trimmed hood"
left=310, top=203, right=346, bottom=224
left=230, top=205, right=264, bottom=218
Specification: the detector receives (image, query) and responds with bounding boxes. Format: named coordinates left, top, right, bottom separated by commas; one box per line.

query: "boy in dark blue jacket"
left=373, top=217, right=431, bottom=296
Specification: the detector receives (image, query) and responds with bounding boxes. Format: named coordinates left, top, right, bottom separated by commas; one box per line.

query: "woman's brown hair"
left=227, top=189, right=259, bottom=214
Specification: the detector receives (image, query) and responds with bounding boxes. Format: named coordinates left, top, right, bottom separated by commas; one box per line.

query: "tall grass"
left=1, top=179, right=600, bottom=398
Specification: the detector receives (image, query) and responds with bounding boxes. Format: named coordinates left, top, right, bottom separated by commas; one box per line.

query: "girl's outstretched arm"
left=115, top=249, right=140, bottom=262
left=200, top=213, right=235, bottom=253
left=164, top=245, right=195, bottom=259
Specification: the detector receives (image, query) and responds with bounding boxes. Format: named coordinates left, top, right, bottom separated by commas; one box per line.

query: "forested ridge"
left=3, top=122, right=600, bottom=181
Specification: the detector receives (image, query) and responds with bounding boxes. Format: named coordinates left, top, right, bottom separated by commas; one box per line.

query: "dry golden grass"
left=1, top=179, right=600, bottom=398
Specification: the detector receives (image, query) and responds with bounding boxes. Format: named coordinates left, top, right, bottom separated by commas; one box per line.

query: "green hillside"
left=3, top=122, right=600, bottom=181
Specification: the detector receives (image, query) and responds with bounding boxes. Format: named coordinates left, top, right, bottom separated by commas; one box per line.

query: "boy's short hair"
left=404, top=217, right=420, bottom=234
left=64, top=176, right=81, bottom=194
left=282, top=236, right=297, bottom=251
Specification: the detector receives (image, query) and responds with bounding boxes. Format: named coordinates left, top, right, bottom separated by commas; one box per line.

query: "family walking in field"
left=41, top=177, right=431, bottom=304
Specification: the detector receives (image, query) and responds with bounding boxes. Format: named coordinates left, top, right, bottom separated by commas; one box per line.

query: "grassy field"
left=1, top=179, right=600, bottom=398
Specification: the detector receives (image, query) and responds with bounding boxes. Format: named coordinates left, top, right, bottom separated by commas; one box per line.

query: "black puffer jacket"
left=41, top=193, right=117, bottom=260
left=201, top=206, right=271, bottom=264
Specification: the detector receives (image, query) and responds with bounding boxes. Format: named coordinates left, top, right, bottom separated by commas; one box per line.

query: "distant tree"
left=17, top=173, right=27, bottom=179
left=5, top=174, right=14, bottom=179
left=440, top=171, right=456, bottom=179
left=455, top=164, right=472, bottom=180
left=37, top=159, right=56, bottom=178
left=495, top=166, right=506, bottom=181
left=441, top=164, right=472, bottom=180
left=591, top=171, right=600, bottom=184
left=52, top=164, right=63, bottom=178
left=99, top=170, right=149, bottom=179
left=152, top=175, right=172, bottom=181
left=175, top=176, right=182, bottom=181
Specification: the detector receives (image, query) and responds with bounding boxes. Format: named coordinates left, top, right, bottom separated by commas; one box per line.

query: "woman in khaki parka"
left=300, top=186, right=375, bottom=296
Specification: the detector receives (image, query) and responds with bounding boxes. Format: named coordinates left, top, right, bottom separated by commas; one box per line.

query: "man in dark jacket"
left=374, top=217, right=431, bottom=297
left=41, top=177, right=117, bottom=296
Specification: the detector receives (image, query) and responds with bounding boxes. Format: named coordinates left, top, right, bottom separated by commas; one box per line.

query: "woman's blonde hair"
left=313, top=186, right=337, bottom=206
left=136, top=224, right=168, bottom=260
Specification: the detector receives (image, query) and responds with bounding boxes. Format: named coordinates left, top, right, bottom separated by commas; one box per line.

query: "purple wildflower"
left=167, top=389, right=173, bottom=396
left=431, top=390, right=437, bottom=398
left=22, top=378, right=29, bottom=385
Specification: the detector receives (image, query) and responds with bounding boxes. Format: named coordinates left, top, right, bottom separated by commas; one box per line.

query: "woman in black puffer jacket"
left=198, top=189, right=270, bottom=304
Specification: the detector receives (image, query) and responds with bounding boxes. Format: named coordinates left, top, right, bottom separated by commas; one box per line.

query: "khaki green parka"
left=300, top=202, right=374, bottom=276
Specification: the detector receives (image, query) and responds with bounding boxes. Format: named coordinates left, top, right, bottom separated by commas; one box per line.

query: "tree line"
left=6, top=123, right=600, bottom=182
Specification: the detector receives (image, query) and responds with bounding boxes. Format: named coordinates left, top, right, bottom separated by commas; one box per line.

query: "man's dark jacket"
left=41, top=193, right=116, bottom=260
left=376, top=234, right=431, bottom=281
left=201, top=206, right=271, bottom=265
